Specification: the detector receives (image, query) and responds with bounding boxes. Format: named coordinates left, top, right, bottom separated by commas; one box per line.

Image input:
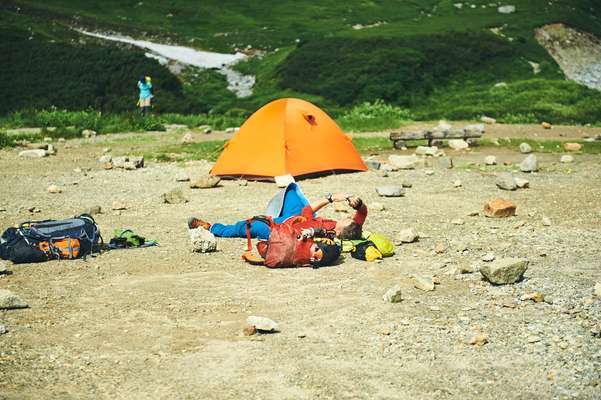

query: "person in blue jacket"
left=137, top=75, right=153, bottom=114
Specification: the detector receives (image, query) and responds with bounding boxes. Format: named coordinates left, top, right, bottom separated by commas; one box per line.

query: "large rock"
left=388, top=155, right=418, bottom=170
left=514, top=177, right=530, bottom=189
left=19, top=149, right=47, bottom=158
left=415, top=146, right=438, bottom=156
left=520, top=154, right=538, bottom=172
left=189, top=175, right=221, bottom=189
left=130, top=156, right=144, bottom=168
left=0, top=290, right=28, bottom=309
left=162, top=188, right=188, bottom=204
left=81, top=129, right=97, bottom=138
left=484, top=199, right=516, bottom=218
left=383, top=285, right=403, bottom=303
left=496, top=173, right=517, bottom=191
left=112, top=156, right=127, bottom=168
left=480, top=258, right=529, bottom=285
left=448, top=139, right=469, bottom=150
left=519, top=142, right=532, bottom=154
left=413, top=276, right=435, bottom=291
left=560, top=155, right=574, bottom=163
left=189, top=227, right=217, bottom=253
left=481, top=116, right=496, bottom=124
left=464, top=124, right=485, bottom=135
left=395, top=228, right=419, bottom=244
left=437, top=156, right=453, bottom=169
left=376, top=186, right=404, bottom=197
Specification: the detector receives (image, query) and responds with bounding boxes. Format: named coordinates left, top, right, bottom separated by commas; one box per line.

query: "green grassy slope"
left=1, top=0, right=601, bottom=124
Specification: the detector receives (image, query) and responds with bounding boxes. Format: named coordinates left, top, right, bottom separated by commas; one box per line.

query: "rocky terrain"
left=0, top=124, right=600, bottom=399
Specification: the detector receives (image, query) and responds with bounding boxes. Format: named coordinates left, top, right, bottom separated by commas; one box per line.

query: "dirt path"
left=0, top=126, right=600, bottom=399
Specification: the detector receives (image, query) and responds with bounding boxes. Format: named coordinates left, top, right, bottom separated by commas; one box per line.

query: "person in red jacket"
left=188, top=192, right=367, bottom=241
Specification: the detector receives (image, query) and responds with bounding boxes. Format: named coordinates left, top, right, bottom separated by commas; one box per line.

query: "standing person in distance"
left=137, top=75, right=153, bottom=115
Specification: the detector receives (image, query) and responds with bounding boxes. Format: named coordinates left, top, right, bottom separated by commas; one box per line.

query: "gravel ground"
left=0, top=127, right=600, bottom=399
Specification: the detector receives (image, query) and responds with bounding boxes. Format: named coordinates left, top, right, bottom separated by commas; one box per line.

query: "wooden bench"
left=389, top=124, right=485, bottom=149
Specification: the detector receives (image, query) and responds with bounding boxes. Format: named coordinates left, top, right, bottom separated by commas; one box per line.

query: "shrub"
left=337, top=100, right=413, bottom=132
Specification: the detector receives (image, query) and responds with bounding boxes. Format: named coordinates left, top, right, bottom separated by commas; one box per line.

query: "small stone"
left=82, top=205, right=102, bottom=215
left=238, top=180, right=248, bottom=186
left=0, top=261, right=9, bottom=274
left=0, top=289, right=28, bottom=309
left=484, top=199, right=516, bottom=218
left=514, top=177, right=529, bottom=189
left=520, top=154, right=538, bottom=172
left=413, top=275, right=435, bottom=291
left=112, top=156, right=127, bottom=168
left=593, top=282, right=601, bottom=297
left=541, top=122, right=552, bottom=129
left=58, top=138, right=66, bottom=143
left=371, top=202, right=385, bottom=211
left=19, top=149, right=47, bottom=158
left=111, top=201, right=127, bottom=211
left=130, top=156, right=144, bottom=168
left=47, top=185, right=62, bottom=194
left=560, top=154, right=574, bottom=163
left=519, top=142, right=532, bottom=154
left=481, top=116, right=496, bottom=124
left=162, top=188, right=188, bottom=204
left=448, top=139, right=468, bottom=150
left=102, top=147, right=111, bottom=153
left=497, top=5, right=515, bottom=14
left=527, top=335, right=542, bottom=343
left=496, top=172, right=517, bottom=191
left=98, top=155, right=112, bottom=163
left=225, top=127, right=236, bottom=133
left=189, top=175, right=221, bottom=189
left=376, top=186, right=404, bottom=197
left=480, top=258, right=529, bottom=285
left=453, top=180, right=462, bottom=188
left=482, top=253, right=495, bottom=262
left=189, top=227, right=217, bottom=253
left=123, top=161, right=137, bottom=170
left=377, top=170, right=389, bottom=178
left=175, top=171, right=190, bottom=182
left=383, top=285, right=403, bottom=303
left=0, top=325, right=7, bottom=335
left=451, top=219, right=464, bottom=225
left=415, top=146, right=438, bottom=156
left=468, top=334, right=488, bottom=346
left=424, top=170, right=434, bottom=176
left=563, top=142, right=582, bottom=152
left=434, top=243, right=446, bottom=254
left=401, top=182, right=413, bottom=188
left=181, top=133, right=194, bottom=145
left=388, top=155, right=418, bottom=170
left=81, top=129, right=97, bottom=138
left=243, top=325, right=257, bottom=336
left=485, top=155, right=497, bottom=165
left=246, top=316, right=278, bottom=332
left=521, top=292, right=545, bottom=303
left=364, top=160, right=381, bottom=170
left=396, top=228, right=419, bottom=244
left=103, top=162, right=113, bottom=170
left=541, top=216, right=551, bottom=226
left=45, top=144, right=56, bottom=155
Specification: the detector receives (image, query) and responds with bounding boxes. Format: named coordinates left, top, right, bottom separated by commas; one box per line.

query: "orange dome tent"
left=211, top=98, right=367, bottom=179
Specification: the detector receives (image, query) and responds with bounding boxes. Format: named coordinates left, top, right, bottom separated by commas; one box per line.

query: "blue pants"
left=210, top=184, right=309, bottom=240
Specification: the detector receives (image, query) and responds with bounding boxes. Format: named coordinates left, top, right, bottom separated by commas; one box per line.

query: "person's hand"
left=348, top=196, right=363, bottom=209
left=299, top=228, right=315, bottom=240
left=332, top=193, right=349, bottom=202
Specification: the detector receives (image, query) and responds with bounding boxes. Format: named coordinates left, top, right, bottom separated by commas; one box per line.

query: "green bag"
left=365, top=232, right=395, bottom=257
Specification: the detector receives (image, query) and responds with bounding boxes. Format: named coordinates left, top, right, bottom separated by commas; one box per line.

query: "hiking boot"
left=187, top=217, right=211, bottom=230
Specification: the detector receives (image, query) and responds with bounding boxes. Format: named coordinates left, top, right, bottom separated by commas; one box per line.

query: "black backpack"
left=0, top=214, right=102, bottom=264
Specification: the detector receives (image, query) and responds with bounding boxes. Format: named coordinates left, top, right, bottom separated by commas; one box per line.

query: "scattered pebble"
left=451, top=219, right=464, bottom=225
left=482, top=253, right=495, bottom=262
left=484, top=155, right=497, bottom=165
left=47, top=185, right=62, bottom=194
left=542, top=216, right=552, bottom=226
left=376, top=186, right=404, bottom=197
left=521, top=292, right=545, bottom=303
left=0, top=325, right=7, bottom=335
left=383, top=285, right=403, bottom=303
left=413, top=275, right=435, bottom=291
left=468, top=334, right=489, bottom=346
left=242, top=325, right=257, bottom=336
left=162, top=188, right=188, bottom=204
left=395, top=228, right=419, bottom=244
left=434, top=243, right=447, bottom=254
left=560, top=154, right=574, bottom=163
left=480, top=258, right=529, bottom=285
left=453, top=180, right=462, bottom=188
left=519, top=142, right=532, bottom=154
left=484, top=199, right=516, bottom=218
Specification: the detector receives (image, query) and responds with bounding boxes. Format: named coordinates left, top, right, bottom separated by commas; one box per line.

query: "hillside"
left=1, top=0, right=601, bottom=123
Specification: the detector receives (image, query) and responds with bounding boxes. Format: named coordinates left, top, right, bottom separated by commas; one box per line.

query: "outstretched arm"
left=310, top=193, right=349, bottom=213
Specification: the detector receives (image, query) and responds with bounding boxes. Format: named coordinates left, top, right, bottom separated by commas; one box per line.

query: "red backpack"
left=242, top=216, right=315, bottom=268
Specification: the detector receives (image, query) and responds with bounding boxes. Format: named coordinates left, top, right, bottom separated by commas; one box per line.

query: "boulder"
left=484, top=199, right=516, bottom=218
left=246, top=316, right=278, bottom=332
left=388, top=155, right=418, bottom=170
left=563, top=143, right=582, bottom=152
left=464, top=124, right=485, bottom=135
left=189, top=227, right=217, bottom=253
left=19, top=149, right=47, bottom=158
left=485, top=155, right=497, bottom=165
left=481, top=116, right=496, bottom=124
left=480, top=258, right=528, bottom=285
left=395, top=228, right=419, bottom=244
left=448, top=139, right=469, bottom=150
left=520, top=154, right=538, bottom=172
left=162, top=188, right=188, bottom=204
left=81, top=129, right=97, bottom=138
left=519, top=142, right=532, bottom=154
left=541, top=122, right=552, bottom=129
left=376, top=186, right=404, bottom=197
left=0, top=289, right=28, bottom=309
left=496, top=173, right=517, bottom=191
left=189, top=175, right=221, bottom=189
left=383, top=285, right=403, bottom=303
left=560, top=155, right=574, bottom=163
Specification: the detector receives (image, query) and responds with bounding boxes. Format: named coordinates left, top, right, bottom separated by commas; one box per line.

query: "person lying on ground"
left=187, top=190, right=367, bottom=241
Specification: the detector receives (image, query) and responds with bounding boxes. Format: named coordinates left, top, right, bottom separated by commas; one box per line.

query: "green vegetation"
left=1, top=0, right=601, bottom=127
